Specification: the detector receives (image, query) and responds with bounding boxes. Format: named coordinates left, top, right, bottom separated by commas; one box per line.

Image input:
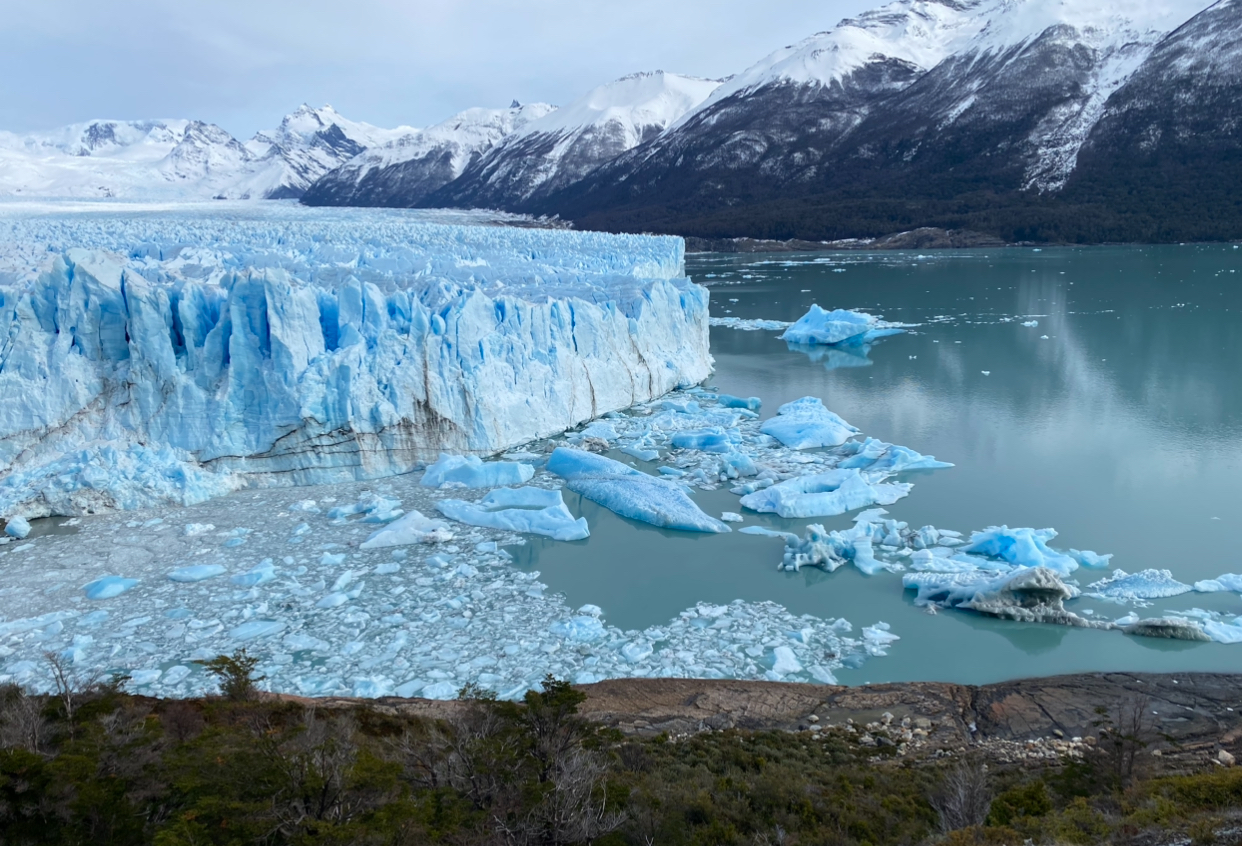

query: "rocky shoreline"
left=288, top=672, right=1242, bottom=768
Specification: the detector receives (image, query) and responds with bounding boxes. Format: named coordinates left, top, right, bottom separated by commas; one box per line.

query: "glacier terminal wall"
left=0, top=207, right=711, bottom=517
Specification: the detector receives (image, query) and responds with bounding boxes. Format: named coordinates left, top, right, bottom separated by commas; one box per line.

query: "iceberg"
left=360, top=509, right=454, bottom=549
left=0, top=209, right=711, bottom=518
left=962, top=527, right=1081, bottom=575
left=1086, top=569, right=1192, bottom=602
left=83, top=576, right=139, bottom=600
left=3, top=516, right=30, bottom=539
left=740, top=469, right=912, bottom=519
left=1193, top=574, right=1242, bottom=593
left=437, top=487, right=590, bottom=541
left=420, top=454, right=535, bottom=489
left=779, top=305, right=906, bottom=346
left=546, top=447, right=729, bottom=533
left=760, top=397, right=860, bottom=450
left=167, top=564, right=228, bottom=583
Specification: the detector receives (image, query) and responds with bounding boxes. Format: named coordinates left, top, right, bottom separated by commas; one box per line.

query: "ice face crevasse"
left=0, top=214, right=712, bottom=518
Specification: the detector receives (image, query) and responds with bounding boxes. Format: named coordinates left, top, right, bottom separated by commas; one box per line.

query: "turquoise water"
left=512, top=245, right=1242, bottom=685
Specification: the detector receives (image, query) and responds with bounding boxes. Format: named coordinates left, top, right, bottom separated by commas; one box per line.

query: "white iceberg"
left=1086, top=569, right=1192, bottom=602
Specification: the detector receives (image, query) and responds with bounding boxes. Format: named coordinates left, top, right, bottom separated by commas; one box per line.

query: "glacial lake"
left=514, top=245, right=1242, bottom=685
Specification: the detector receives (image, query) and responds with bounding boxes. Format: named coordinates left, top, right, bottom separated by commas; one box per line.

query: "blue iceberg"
left=739, top=469, right=912, bottom=519
left=437, top=487, right=590, bottom=541
left=760, top=397, right=860, bottom=450
left=779, top=305, right=906, bottom=346
left=546, top=448, right=729, bottom=533
left=83, top=575, right=139, bottom=600
left=421, top=454, right=535, bottom=489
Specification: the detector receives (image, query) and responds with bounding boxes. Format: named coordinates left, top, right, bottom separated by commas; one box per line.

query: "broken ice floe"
left=1085, top=569, right=1192, bottom=605
left=0, top=467, right=895, bottom=699
left=709, top=317, right=792, bottom=331
left=740, top=469, right=913, bottom=519
left=421, top=454, right=535, bottom=489
left=761, top=397, right=861, bottom=450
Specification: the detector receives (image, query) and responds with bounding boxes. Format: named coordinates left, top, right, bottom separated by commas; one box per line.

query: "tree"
left=196, top=649, right=265, bottom=701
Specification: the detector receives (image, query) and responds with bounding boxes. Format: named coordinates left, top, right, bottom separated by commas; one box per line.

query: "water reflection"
left=786, top=340, right=875, bottom=370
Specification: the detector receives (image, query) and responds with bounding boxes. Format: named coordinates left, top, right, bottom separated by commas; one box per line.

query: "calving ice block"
left=0, top=209, right=711, bottom=519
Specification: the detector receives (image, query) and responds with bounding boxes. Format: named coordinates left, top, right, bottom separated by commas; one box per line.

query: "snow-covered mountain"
left=300, top=102, right=555, bottom=207
left=425, top=72, right=721, bottom=211
left=0, top=106, right=416, bottom=201
left=535, top=0, right=1219, bottom=239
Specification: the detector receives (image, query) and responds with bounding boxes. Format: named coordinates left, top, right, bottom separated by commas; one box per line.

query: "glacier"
left=0, top=206, right=711, bottom=520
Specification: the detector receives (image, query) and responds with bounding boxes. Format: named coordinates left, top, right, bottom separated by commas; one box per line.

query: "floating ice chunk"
left=316, top=593, right=350, bottom=609
left=1194, top=574, right=1242, bottom=593
left=1022, top=320, right=1039, bottom=327
left=1202, top=618, right=1242, bottom=644
left=421, top=454, right=535, bottom=489
left=360, top=510, right=454, bottom=549
left=128, top=669, right=162, bottom=687
left=184, top=523, right=215, bottom=537
left=289, top=500, right=320, bottom=513
left=1069, top=549, right=1113, bottom=569
left=905, top=567, right=1098, bottom=627
left=770, top=645, right=802, bottom=675
left=621, top=445, right=660, bottom=461
left=670, top=428, right=736, bottom=453
left=320, top=552, right=347, bottom=566
left=740, top=469, right=912, bottom=519
left=962, top=527, right=1082, bottom=575
left=621, top=641, right=654, bottom=663
left=550, top=616, right=607, bottom=642
left=231, top=559, right=277, bottom=586
left=1087, top=569, right=1191, bottom=601
left=83, top=576, right=139, bottom=600
left=352, top=678, right=393, bottom=698
left=780, top=305, right=904, bottom=346
left=438, top=487, right=589, bottom=541
left=760, top=397, right=860, bottom=450
left=836, top=438, right=953, bottom=473
left=740, top=526, right=798, bottom=540
left=229, top=620, right=285, bottom=641
left=421, top=681, right=460, bottom=700
left=167, top=564, right=228, bottom=583
left=721, top=512, right=743, bottom=523
left=3, top=516, right=30, bottom=539
left=1120, top=617, right=1210, bottom=642
left=162, top=665, right=192, bottom=685
left=717, top=394, right=761, bottom=411
left=862, top=623, right=900, bottom=655
left=546, top=448, right=729, bottom=533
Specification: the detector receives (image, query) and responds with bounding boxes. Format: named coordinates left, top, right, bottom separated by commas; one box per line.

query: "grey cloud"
left=0, top=0, right=868, bottom=135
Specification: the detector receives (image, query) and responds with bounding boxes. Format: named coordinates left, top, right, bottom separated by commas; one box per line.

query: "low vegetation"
left=0, top=655, right=1239, bottom=845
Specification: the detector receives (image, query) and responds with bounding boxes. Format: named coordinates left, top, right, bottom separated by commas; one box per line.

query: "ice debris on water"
left=547, top=448, right=729, bottom=533
left=421, top=455, right=535, bottom=489
left=437, top=487, right=589, bottom=541
left=1193, top=574, right=1242, bottom=593
left=0, top=465, right=895, bottom=698
left=779, top=306, right=909, bottom=347
left=709, top=317, right=792, bottom=332
left=0, top=210, right=711, bottom=520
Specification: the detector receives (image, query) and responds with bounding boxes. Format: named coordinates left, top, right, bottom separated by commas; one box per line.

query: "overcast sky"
left=0, top=0, right=871, bottom=137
